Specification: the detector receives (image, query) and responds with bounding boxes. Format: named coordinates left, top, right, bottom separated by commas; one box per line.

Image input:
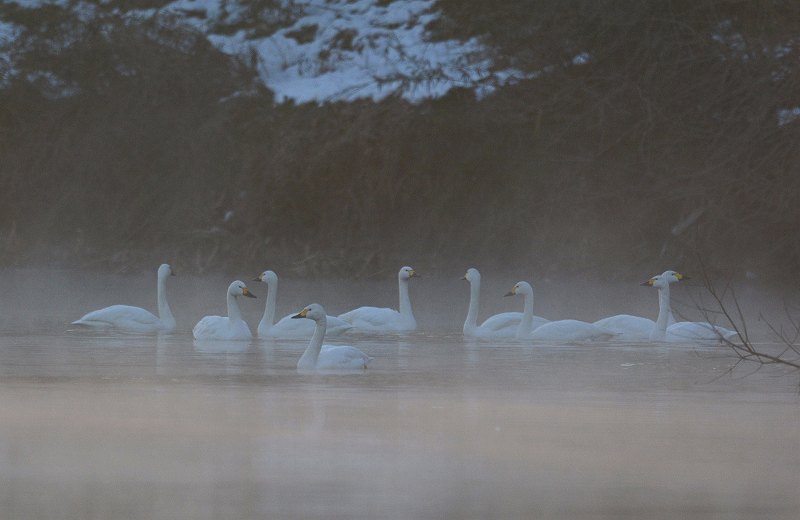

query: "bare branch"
left=695, top=259, right=800, bottom=377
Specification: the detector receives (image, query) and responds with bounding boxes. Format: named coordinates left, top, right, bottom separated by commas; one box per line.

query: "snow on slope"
left=164, top=0, right=522, bottom=103
left=6, top=0, right=523, bottom=103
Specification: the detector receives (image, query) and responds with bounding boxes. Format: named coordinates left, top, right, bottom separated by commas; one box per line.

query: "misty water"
left=0, top=269, right=798, bottom=519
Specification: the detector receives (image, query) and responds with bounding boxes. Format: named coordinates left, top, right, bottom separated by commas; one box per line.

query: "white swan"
left=338, top=266, right=418, bottom=332
left=593, top=274, right=679, bottom=340
left=292, top=303, right=372, bottom=371
left=505, top=281, right=615, bottom=342
left=253, top=270, right=352, bottom=338
left=192, top=281, right=257, bottom=340
left=72, top=263, right=176, bottom=332
left=461, top=268, right=549, bottom=338
left=641, top=271, right=737, bottom=343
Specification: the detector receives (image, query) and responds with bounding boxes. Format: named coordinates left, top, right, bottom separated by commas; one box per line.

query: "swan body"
left=338, top=266, right=418, bottom=332
left=293, top=304, right=372, bottom=371
left=506, top=281, right=615, bottom=342
left=642, top=271, right=737, bottom=343
left=192, top=281, right=257, bottom=340
left=254, top=270, right=352, bottom=337
left=531, top=319, right=616, bottom=342
left=72, top=264, right=176, bottom=332
left=593, top=315, right=656, bottom=341
left=462, top=268, right=549, bottom=338
left=667, top=321, right=738, bottom=342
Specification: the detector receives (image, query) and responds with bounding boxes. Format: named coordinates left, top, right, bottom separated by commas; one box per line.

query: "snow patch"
left=161, top=0, right=523, bottom=103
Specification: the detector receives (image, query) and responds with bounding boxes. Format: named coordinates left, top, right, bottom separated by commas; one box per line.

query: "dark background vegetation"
left=1, top=0, right=798, bottom=278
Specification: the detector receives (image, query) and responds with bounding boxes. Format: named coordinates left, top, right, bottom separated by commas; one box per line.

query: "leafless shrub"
left=692, top=259, right=800, bottom=377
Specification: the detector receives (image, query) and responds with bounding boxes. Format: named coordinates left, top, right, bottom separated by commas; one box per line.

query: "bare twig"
left=695, top=258, right=800, bottom=375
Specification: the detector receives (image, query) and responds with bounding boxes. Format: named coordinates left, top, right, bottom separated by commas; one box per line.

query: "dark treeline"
left=0, top=0, right=798, bottom=278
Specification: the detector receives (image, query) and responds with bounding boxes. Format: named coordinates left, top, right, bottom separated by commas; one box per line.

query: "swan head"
left=662, top=270, right=687, bottom=283
left=229, top=280, right=256, bottom=298
left=292, top=303, right=326, bottom=322
left=398, top=266, right=418, bottom=281
left=461, top=267, right=480, bottom=282
left=253, top=270, right=277, bottom=284
left=641, top=271, right=686, bottom=288
left=504, top=281, right=532, bottom=297
left=158, top=264, right=175, bottom=279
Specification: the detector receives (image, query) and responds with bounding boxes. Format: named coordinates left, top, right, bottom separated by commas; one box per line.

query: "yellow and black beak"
left=676, top=273, right=688, bottom=281
left=252, top=274, right=262, bottom=282
left=460, top=273, right=468, bottom=280
left=170, top=269, right=176, bottom=276
left=504, top=287, right=516, bottom=297
left=409, top=270, right=419, bottom=278
left=292, top=308, right=309, bottom=319
left=640, top=278, right=655, bottom=287
left=242, top=287, right=256, bottom=298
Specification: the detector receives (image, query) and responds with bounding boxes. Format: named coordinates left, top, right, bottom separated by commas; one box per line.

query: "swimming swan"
left=292, top=303, right=372, bottom=371
left=461, top=268, right=549, bottom=338
left=338, top=266, right=418, bottom=332
left=593, top=274, right=680, bottom=340
left=641, top=271, right=737, bottom=342
left=253, top=270, right=352, bottom=338
left=72, top=263, right=176, bottom=332
left=192, top=281, right=257, bottom=340
left=505, top=281, right=615, bottom=342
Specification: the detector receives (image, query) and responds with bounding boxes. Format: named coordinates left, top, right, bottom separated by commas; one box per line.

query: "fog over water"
left=0, top=269, right=798, bottom=519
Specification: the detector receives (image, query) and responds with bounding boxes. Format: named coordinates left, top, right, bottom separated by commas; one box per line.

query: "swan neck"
left=516, top=290, right=534, bottom=338
left=298, top=317, right=326, bottom=369
left=398, top=278, right=415, bottom=324
left=260, top=278, right=277, bottom=329
left=156, top=273, right=175, bottom=327
left=464, top=279, right=480, bottom=330
left=651, top=285, right=671, bottom=340
left=227, top=291, right=243, bottom=324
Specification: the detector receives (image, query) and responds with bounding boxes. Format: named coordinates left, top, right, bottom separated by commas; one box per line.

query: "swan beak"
left=292, top=308, right=309, bottom=319
left=410, top=270, right=419, bottom=278
left=503, top=289, right=516, bottom=297
left=242, top=287, right=256, bottom=298
left=640, top=278, right=655, bottom=286
left=460, top=274, right=467, bottom=280
left=677, top=273, right=689, bottom=281
left=170, top=269, right=176, bottom=276
left=252, top=275, right=262, bottom=282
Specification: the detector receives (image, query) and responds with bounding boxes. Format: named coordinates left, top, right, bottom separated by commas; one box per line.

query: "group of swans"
left=592, top=270, right=735, bottom=342
left=72, top=270, right=259, bottom=341
left=503, top=281, right=615, bottom=342
left=253, top=270, right=353, bottom=337
left=461, top=268, right=549, bottom=338
left=72, top=265, right=421, bottom=370
left=461, top=267, right=736, bottom=343
left=639, top=271, right=737, bottom=342
left=72, top=263, right=736, bottom=370
left=193, top=283, right=372, bottom=370
left=462, top=268, right=615, bottom=341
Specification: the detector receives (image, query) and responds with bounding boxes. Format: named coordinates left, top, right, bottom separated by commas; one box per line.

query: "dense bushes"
left=0, top=1, right=798, bottom=279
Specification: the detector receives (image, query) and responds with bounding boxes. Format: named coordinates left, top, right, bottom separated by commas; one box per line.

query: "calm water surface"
left=0, top=270, right=797, bottom=519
